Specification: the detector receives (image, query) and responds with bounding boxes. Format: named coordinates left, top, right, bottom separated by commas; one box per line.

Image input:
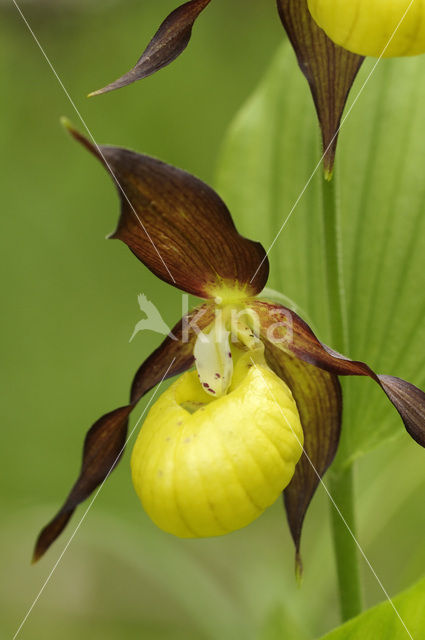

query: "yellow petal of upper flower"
left=131, top=346, right=303, bottom=538
left=308, top=0, right=425, bottom=57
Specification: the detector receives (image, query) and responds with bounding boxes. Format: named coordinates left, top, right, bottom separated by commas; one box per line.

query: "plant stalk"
left=328, top=466, right=363, bottom=621
left=321, top=174, right=363, bottom=621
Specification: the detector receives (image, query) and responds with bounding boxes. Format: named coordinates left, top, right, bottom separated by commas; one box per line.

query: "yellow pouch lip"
left=131, top=343, right=304, bottom=539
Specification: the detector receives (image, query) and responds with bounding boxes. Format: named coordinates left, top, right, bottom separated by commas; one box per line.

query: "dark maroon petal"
left=276, top=0, right=364, bottom=178
left=250, top=299, right=425, bottom=446
left=264, top=341, right=342, bottom=574
left=33, top=305, right=215, bottom=562
left=33, top=405, right=132, bottom=563
left=378, top=376, right=425, bottom=447
left=65, top=122, right=269, bottom=299
left=89, top=0, right=212, bottom=97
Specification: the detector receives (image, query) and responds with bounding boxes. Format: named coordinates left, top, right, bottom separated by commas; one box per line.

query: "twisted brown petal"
left=250, top=300, right=425, bottom=447
left=65, top=122, right=269, bottom=299
left=33, top=304, right=215, bottom=562
left=265, top=341, right=342, bottom=574
left=276, top=0, right=364, bottom=178
left=89, top=0, right=212, bottom=96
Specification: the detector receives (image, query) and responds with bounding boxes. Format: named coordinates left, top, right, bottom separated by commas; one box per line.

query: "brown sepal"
left=89, top=0, right=212, bottom=96
left=265, top=341, right=342, bottom=572
left=276, top=0, right=364, bottom=178
left=33, top=405, right=132, bottom=563
left=33, top=305, right=215, bottom=562
left=64, top=122, right=269, bottom=299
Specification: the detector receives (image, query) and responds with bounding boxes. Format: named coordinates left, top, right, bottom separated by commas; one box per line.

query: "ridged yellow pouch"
left=131, top=345, right=303, bottom=537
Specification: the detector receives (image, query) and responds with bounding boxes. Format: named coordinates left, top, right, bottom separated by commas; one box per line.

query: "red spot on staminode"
left=214, top=373, right=221, bottom=379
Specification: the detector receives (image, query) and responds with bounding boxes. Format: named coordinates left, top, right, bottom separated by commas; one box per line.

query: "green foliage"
left=319, top=575, right=425, bottom=639
left=216, top=43, right=425, bottom=465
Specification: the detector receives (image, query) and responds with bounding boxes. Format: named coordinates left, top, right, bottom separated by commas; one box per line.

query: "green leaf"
left=318, top=575, right=425, bottom=639
left=216, top=42, right=425, bottom=465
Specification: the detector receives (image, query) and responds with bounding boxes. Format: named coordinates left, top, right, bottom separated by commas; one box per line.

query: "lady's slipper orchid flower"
left=34, top=123, right=425, bottom=571
left=88, top=0, right=364, bottom=178
left=308, top=0, right=425, bottom=58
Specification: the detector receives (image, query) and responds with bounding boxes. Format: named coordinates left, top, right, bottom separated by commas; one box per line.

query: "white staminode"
left=193, top=318, right=233, bottom=397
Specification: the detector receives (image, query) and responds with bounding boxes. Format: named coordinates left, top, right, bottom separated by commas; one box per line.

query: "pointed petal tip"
left=59, top=116, right=78, bottom=136
left=295, top=551, right=303, bottom=585
left=60, top=115, right=73, bottom=130
left=87, top=84, right=115, bottom=98
left=61, top=118, right=99, bottom=157
left=31, top=519, right=61, bottom=564
left=31, top=547, right=42, bottom=565
left=60, top=120, right=103, bottom=162
left=323, top=164, right=334, bottom=182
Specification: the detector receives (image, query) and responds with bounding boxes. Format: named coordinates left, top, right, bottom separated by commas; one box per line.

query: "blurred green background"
left=2, top=1, right=425, bottom=639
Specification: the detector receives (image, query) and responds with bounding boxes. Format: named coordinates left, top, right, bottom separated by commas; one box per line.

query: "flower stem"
left=328, top=466, right=363, bottom=621
left=321, top=174, right=347, bottom=351
left=321, top=174, right=363, bottom=621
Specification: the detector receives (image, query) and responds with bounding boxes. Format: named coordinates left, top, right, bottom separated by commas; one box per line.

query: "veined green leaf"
left=216, top=42, right=425, bottom=465
left=318, top=575, right=425, bottom=639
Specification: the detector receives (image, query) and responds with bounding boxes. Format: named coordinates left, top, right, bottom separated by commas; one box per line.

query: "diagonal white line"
left=251, top=0, right=418, bottom=283
left=251, top=357, right=414, bottom=640
left=11, top=0, right=176, bottom=285
left=12, top=357, right=177, bottom=640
